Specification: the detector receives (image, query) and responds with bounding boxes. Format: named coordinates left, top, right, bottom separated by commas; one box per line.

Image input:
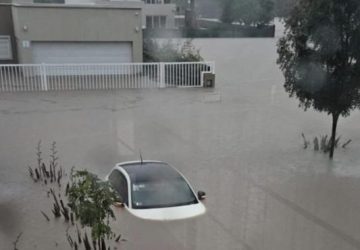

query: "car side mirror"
left=197, top=191, right=206, bottom=200
left=114, top=201, right=124, bottom=208
left=114, top=197, right=124, bottom=208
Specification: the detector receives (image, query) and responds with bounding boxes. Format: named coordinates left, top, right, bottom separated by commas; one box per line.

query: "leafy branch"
left=67, top=170, right=118, bottom=241
left=27, top=142, right=122, bottom=250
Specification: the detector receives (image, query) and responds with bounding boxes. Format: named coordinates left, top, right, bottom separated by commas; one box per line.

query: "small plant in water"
left=67, top=169, right=118, bottom=248
left=27, top=141, right=122, bottom=250
left=301, top=133, right=352, bottom=154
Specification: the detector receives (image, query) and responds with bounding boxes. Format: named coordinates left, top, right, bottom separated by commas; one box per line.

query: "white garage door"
left=32, top=42, right=133, bottom=64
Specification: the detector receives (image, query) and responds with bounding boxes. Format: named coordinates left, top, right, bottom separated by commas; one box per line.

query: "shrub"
left=143, top=39, right=203, bottom=62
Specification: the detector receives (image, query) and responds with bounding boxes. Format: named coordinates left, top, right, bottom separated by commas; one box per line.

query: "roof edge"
left=11, top=2, right=143, bottom=9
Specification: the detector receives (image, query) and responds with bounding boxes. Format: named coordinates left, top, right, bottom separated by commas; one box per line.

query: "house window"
left=144, top=0, right=162, bottom=4
left=146, top=16, right=153, bottom=29
left=160, top=16, right=167, bottom=28
left=153, top=16, right=160, bottom=28
left=147, top=16, right=167, bottom=29
left=34, top=0, right=65, bottom=3
left=0, top=36, right=12, bottom=60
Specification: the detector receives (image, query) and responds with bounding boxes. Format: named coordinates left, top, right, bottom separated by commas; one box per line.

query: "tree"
left=220, top=0, right=236, bottom=24
left=185, top=0, right=197, bottom=29
left=196, top=0, right=222, bottom=18
left=173, top=0, right=188, bottom=15
left=233, top=0, right=260, bottom=25
left=219, top=0, right=275, bottom=26
left=274, top=0, right=298, bottom=18
left=277, top=0, right=360, bottom=158
left=258, top=0, right=275, bottom=25
left=143, top=39, right=202, bottom=62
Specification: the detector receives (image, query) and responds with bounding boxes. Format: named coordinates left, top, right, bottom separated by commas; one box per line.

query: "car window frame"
left=124, top=163, right=199, bottom=209
left=130, top=178, right=199, bottom=209
left=108, top=169, right=129, bottom=206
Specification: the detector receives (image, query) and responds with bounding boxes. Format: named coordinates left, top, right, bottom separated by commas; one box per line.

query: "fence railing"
left=0, top=62, right=215, bottom=92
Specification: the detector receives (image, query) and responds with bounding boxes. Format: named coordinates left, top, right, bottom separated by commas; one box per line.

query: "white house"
left=66, top=0, right=176, bottom=29
left=1, top=0, right=144, bottom=64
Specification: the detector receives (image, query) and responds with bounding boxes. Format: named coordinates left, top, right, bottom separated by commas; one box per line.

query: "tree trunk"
left=329, top=113, right=340, bottom=159
left=190, top=0, right=195, bottom=10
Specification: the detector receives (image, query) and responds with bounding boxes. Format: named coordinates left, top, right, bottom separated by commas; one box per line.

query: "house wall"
left=143, top=3, right=176, bottom=29
left=65, top=0, right=90, bottom=3
left=11, top=3, right=143, bottom=63
left=107, top=0, right=176, bottom=29
left=0, top=3, right=17, bottom=64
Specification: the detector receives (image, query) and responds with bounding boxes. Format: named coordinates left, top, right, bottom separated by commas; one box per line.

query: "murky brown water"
left=1, top=30, right=360, bottom=249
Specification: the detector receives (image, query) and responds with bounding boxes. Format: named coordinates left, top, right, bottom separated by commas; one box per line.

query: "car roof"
left=118, top=161, right=183, bottom=183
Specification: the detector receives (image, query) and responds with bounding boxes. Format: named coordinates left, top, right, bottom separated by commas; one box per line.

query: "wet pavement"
left=2, top=26, right=360, bottom=249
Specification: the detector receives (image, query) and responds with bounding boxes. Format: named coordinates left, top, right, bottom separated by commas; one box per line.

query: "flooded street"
left=2, top=32, right=360, bottom=249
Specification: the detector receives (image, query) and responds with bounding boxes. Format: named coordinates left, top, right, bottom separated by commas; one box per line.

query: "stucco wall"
left=11, top=4, right=143, bottom=63
left=0, top=4, right=17, bottom=64
left=65, top=0, right=92, bottom=3
left=143, top=3, right=176, bottom=29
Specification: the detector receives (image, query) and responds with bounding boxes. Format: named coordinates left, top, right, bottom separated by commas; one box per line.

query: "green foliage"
left=220, top=0, right=236, bottom=24
left=258, top=0, right=275, bottom=25
left=235, top=0, right=262, bottom=25
left=274, top=0, right=298, bottom=17
left=67, top=170, right=118, bottom=241
left=277, top=0, right=360, bottom=116
left=28, top=142, right=120, bottom=249
left=219, top=0, right=275, bottom=25
left=277, top=0, right=360, bottom=158
left=180, top=40, right=204, bottom=61
left=143, top=39, right=206, bottom=86
left=143, top=39, right=203, bottom=62
left=173, top=0, right=188, bottom=14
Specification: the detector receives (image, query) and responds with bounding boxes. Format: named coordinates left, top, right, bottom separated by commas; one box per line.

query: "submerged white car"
left=106, top=161, right=206, bottom=221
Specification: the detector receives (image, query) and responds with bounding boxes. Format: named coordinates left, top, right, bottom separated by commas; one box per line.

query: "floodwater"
left=2, top=26, right=360, bottom=249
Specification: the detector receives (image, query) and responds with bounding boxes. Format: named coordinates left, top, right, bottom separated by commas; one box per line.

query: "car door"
left=108, top=169, right=129, bottom=206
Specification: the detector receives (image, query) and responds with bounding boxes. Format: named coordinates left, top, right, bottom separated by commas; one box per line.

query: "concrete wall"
left=11, top=3, right=143, bottom=63
left=65, top=0, right=91, bottom=3
left=0, top=4, right=17, bottom=64
left=143, top=3, right=176, bottom=29
left=12, top=0, right=34, bottom=3
left=108, top=0, right=176, bottom=29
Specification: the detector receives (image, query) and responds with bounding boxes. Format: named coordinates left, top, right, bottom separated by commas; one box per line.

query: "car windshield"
left=131, top=177, right=197, bottom=209
left=123, top=162, right=198, bottom=209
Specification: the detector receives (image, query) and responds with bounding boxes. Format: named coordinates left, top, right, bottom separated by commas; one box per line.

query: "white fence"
left=0, top=62, right=215, bottom=92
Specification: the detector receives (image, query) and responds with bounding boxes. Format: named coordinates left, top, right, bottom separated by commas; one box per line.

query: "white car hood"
left=127, top=203, right=206, bottom=221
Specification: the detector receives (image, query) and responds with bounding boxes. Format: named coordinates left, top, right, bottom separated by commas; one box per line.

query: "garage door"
left=32, top=42, right=133, bottom=64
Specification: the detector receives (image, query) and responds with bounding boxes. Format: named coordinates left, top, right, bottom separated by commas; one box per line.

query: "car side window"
left=118, top=173, right=128, bottom=205
left=108, top=170, right=128, bottom=206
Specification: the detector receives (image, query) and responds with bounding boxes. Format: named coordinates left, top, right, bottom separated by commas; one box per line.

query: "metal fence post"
left=159, top=62, right=165, bottom=88
left=40, top=63, right=48, bottom=91
left=211, top=62, right=216, bottom=74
